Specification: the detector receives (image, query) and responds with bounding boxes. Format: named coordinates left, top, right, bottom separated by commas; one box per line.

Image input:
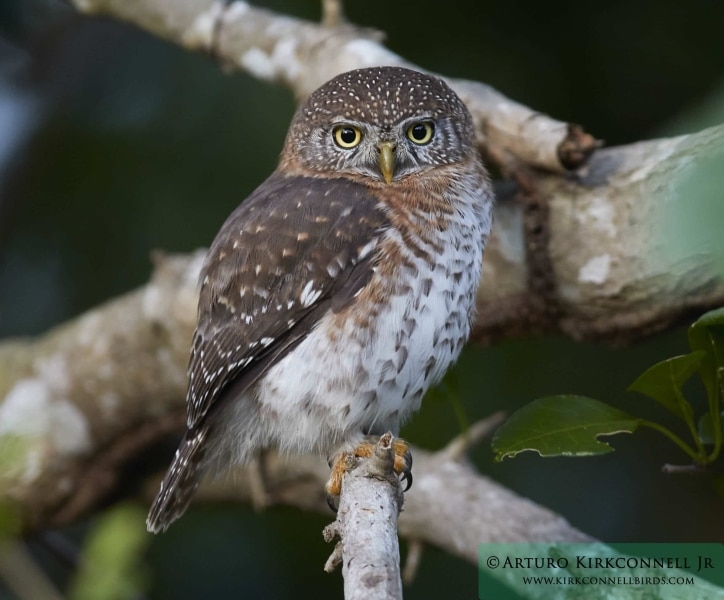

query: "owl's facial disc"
left=293, top=105, right=465, bottom=184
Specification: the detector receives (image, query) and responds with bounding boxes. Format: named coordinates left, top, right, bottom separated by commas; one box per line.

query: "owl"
left=147, top=66, right=494, bottom=532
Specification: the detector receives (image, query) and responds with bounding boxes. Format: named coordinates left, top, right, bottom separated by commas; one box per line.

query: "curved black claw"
left=326, top=491, right=339, bottom=513
left=400, top=448, right=413, bottom=492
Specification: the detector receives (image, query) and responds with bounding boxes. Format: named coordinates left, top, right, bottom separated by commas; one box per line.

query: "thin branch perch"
left=323, top=433, right=403, bottom=600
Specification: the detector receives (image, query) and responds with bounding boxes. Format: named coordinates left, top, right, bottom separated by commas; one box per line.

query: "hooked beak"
left=377, top=142, right=396, bottom=184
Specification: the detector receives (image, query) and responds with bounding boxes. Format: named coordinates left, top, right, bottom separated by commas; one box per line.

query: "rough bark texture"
left=0, top=253, right=591, bottom=555
left=475, top=124, right=724, bottom=344
left=323, top=434, right=404, bottom=600
left=73, top=0, right=595, bottom=174
left=2, top=0, right=724, bottom=596
left=188, top=428, right=595, bottom=564
left=65, top=0, right=724, bottom=342
left=0, top=252, right=201, bottom=530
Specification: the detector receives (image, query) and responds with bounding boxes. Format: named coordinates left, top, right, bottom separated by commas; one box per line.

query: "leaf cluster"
left=492, top=308, right=724, bottom=472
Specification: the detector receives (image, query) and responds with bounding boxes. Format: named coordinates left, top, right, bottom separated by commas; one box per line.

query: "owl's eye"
left=407, top=121, right=435, bottom=145
left=333, top=126, right=363, bottom=149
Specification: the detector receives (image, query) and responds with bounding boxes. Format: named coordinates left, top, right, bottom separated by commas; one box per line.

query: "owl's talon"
left=393, top=439, right=414, bottom=492
left=324, top=436, right=414, bottom=509
left=400, top=468, right=413, bottom=492
left=324, top=450, right=350, bottom=511
left=325, top=491, right=339, bottom=513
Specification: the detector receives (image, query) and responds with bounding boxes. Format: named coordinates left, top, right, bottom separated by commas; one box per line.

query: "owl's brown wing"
left=186, top=173, right=389, bottom=429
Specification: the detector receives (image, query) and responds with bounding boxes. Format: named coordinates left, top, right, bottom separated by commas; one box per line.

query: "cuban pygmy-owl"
left=147, top=66, right=494, bottom=532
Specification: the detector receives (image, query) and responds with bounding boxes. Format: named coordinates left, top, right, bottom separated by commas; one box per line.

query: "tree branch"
left=186, top=423, right=595, bottom=561
left=322, top=434, right=403, bottom=600
left=67, top=0, right=724, bottom=343
left=71, top=0, right=595, bottom=174
left=1, top=123, right=724, bottom=531
left=2, top=2, right=721, bottom=597
left=475, top=124, right=724, bottom=344
left=0, top=253, right=590, bottom=551
left=0, top=251, right=201, bottom=529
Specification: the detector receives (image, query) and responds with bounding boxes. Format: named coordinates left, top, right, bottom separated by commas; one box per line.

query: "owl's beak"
left=377, top=142, right=396, bottom=184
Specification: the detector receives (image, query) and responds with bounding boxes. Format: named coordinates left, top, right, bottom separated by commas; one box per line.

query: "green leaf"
left=492, top=396, right=640, bottom=461
left=698, top=411, right=724, bottom=445
left=689, top=308, right=724, bottom=363
left=689, top=308, right=724, bottom=402
left=627, top=352, right=705, bottom=421
left=692, top=306, right=724, bottom=329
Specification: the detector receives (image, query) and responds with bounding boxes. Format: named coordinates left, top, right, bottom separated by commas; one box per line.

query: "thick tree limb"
left=4, top=0, right=724, bottom=592
left=71, top=0, right=596, bottom=174
left=2, top=122, right=724, bottom=529
left=66, top=0, right=724, bottom=341
left=475, top=124, right=724, bottom=343
left=187, top=425, right=595, bottom=561
left=8, top=273, right=720, bottom=598
left=0, top=252, right=202, bottom=529
left=0, top=254, right=591, bottom=557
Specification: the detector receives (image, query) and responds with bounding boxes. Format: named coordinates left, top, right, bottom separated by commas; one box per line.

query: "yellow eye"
left=407, top=121, right=434, bottom=145
left=333, top=125, right=363, bottom=149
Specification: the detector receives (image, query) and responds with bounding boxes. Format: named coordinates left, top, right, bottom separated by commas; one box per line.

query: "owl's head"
left=281, top=66, right=476, bottom=184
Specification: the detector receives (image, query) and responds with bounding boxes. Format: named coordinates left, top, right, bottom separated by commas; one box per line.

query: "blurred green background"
left=1, top=0, right=723, bottom=599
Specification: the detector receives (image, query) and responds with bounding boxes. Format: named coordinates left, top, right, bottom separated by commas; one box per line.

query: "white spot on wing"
left=253, top=286, right=270, bottom=299
left=299, top=280, right=322, bottom=307
left=358, top=239, right=377, bottom=260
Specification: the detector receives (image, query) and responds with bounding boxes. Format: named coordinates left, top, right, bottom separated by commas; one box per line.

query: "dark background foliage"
left=1, top=1, right=723, bottom=598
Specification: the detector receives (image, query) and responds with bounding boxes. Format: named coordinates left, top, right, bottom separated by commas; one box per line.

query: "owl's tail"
left=146, top=425, right=209, bottom=534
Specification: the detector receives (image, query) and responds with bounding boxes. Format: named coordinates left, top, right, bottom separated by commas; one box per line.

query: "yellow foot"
left=324, top=435, right=413, bottom=510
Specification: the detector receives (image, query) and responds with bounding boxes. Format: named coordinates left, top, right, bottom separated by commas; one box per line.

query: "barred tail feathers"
left=146, top=426, right=209, bottom=534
